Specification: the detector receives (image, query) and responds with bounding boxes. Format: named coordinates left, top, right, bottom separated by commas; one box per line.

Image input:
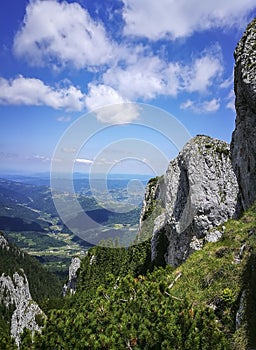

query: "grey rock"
left=140, top=135, right=239, bottom=267
left=63, top=257, right=81, bottom=296
left=189, top=236, right=204, bottom=251
left=0, top=235, right=8, bottom=249
left=0, top=271, right=45, bottom=348
left=205, top=230, right=223, bottom=243
left=236, top=290, right=246, bottom=330
left=231, top=18, right=256, bottom=210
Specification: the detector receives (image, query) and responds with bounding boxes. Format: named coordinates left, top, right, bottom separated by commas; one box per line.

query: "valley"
left=0, top=174, right=147, bottom=278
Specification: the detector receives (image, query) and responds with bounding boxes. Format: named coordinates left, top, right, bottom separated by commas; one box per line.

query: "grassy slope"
left=170, top=203, right=256, bottom=349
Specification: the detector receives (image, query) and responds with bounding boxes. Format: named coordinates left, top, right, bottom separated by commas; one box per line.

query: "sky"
left=0, top=0, right=256, bottom=176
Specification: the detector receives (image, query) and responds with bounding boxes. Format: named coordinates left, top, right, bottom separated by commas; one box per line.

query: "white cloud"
left=85, top=83, right=128, bottom=110
left=182, top=53, right=223, bottom=93
left=102, top=47, right=223, bottom=101
left=122, top=0, right=255, bottom=40
left=181, top=98, right=220, bottom=113
left=27, top=154, right=51, bottom=162
left=0, top=76, right=86, bottom=111
left=0, top=45, right=223, bottom=113
left=85, top=83, right=140, bottom=124
left=13, top=0, right=116, bottom=69
left=75, top=158, right=93, bottom=165
left=226, top=89, right=236, bottom=111
left=103, top=56, right=166, bottom=100
left=220, top=74, right=234, bottom=89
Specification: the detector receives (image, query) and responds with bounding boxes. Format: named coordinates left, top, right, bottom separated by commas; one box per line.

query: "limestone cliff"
left=231, top=18, right=256, bottom=210
left=140, top=135, right=239, bottom=267
left=0, top=271, right=45, bottom=348
left=0, top=232, right=62, bottom=348
left=0, top=235, right=45, bottom=348
left=63, top=257, right=81, bottom=296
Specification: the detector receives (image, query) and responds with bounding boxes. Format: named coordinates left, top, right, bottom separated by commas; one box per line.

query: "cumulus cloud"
left=6, top=1, right=228, bottom=118
left=122, top=0, right=255, bottom=40
left=103, top=56, right=166, bottom=100
left=85, top=83, right=140, bottom=123
left=182, top=53, right=223, bottom=93
left=13, top=0, right=116, bottom=69
left=181, top=98, right=220, bottom=113
left=85, top=84, right=129, bottom=110
left=102, top=47, right=223, bottom=101
left=0, top=76, right=86, bottom=111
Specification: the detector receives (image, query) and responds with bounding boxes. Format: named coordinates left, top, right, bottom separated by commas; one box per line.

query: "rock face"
left=231, top=18, right=256, bottom=210
left=140, top=135, right=239, bottom=267
left=0, top=271, right=45, bottom=348
left=63, top=257, right=81, bottom=296
left=0, top=234, right=45, bottom=348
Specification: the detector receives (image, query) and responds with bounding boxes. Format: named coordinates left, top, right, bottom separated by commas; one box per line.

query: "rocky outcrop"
left=63, top=257, right=81, bottom=296
left=0, top=234, right=46, bottom=348
left=140, top=135, right=239, bottom=267
left=231, top=18, right=256, bottom=210
left=0, top=271, right=45, bottom=348
left=0, top=234, right=9, bottom=249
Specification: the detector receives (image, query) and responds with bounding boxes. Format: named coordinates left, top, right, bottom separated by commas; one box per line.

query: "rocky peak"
left=140, top=135, right=239, bottom=267
left=231, top=18, right=256, bottom=210
left=63, top=257, right=81, bottom=296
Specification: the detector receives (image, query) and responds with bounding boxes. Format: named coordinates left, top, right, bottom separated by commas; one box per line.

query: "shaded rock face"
left=231, top=18, right=256, bottom=210
left=141, top=136, right=239, bottom=267
left=0, top=271, right=45, bottom=348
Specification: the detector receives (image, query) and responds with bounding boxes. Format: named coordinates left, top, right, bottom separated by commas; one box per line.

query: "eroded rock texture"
left=231, top=18, right=256, bottom=210
left=0, top=271, right=45, bottom=348
left=63, top=257, right=81, bottom=296
left=140, top=135, right=239, bottom=267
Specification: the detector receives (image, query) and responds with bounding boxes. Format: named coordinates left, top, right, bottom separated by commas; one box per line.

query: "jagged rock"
left=0, top=234, right=8, bottom=249
left=140, top=135, right=239, bottom=267
left=231, top=18, right=256, bottom=210
left=63, top=257, right=81, bottom=296
left=0, top=271, right=45, bottom=348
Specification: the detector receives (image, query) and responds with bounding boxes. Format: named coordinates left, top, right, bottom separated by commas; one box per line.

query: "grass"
left=167, top=203, right=256, bottom=348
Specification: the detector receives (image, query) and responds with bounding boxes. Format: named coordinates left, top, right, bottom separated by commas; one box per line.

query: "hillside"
left=20, top=204, right=256, bottom=349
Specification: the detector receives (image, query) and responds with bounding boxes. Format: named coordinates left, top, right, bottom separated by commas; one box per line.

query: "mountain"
left=4, top=18, right=256, bottom=350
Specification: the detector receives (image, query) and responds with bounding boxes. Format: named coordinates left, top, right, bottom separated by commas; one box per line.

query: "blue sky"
left=0, top=0, right=256, bottom=176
